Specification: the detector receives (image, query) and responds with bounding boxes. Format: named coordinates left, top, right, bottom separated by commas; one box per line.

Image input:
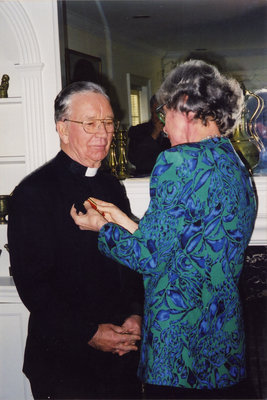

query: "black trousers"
left=144, top=379, right=256, bottom=399
left=30, top=376, right=142, bottom=399
left=27, top=350, right=142, bottom=399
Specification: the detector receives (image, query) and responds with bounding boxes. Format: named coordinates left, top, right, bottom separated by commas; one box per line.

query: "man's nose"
left=95, top=121, right=108, bottom=135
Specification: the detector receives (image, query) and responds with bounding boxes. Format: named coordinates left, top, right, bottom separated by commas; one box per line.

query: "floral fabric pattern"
left=99, top=137, right=257, bottom=389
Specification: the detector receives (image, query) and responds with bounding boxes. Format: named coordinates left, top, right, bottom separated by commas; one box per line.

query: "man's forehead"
left=72, top=92, right=112, bottom=109
left=72, top=91, right=108, bottom=103
left=70, top=92, right=113, bottom=117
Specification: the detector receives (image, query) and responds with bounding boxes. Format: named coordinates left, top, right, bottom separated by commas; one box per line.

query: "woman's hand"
left=70, top=204, right=107, bottom=232
left=122, top=314, right=142, bottom=336
left=85, top=198, right=138, bottom=234
left=88, top=323, right=140, bottom=356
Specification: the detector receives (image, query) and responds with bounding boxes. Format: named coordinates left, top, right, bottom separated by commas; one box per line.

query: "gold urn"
left=231, top=91, right=265, bottom=172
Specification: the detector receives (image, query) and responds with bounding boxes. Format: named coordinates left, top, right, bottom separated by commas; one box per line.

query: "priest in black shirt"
left=8, top=81, right=144, bottom=399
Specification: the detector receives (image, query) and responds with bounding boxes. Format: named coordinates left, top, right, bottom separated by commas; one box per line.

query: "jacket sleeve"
left=98, top=151, right=181, bottom=276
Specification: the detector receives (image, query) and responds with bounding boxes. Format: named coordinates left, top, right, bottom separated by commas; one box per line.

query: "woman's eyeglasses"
left=63, top=118, right=120, bottom=134
left=156, top=104, right=166, bottom=125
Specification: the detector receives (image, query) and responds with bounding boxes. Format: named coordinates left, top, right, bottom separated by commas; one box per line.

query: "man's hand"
left=70, top=204, right=107, bottom=232
left=88, top=323, right=141, bottom=356
left=117, top=315, right=142, bottom=356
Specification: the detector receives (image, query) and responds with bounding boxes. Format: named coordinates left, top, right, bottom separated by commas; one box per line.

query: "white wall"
left=0, top=0, right=62, bottom=193
left=0, top=0, right=62, bottom=276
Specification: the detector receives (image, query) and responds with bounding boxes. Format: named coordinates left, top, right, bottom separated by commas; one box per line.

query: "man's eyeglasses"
left=156, top=104, right=166, bottom=125
left=63, top=118, right=120, bottom=134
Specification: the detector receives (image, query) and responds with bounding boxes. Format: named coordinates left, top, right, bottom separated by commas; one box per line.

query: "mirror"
left=57, top=0, right=267, bottom=175
left=58, top=0, right=267, bottom=124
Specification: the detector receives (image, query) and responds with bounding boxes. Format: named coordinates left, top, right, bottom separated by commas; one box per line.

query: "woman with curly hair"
left=71, top=60, right=256, bottom=399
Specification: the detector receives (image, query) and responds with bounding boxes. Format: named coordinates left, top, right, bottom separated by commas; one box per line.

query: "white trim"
left=250, top=175, right=267, bottom=245
left=0, top=0, right=61, bottom=172
left=0, top=97, right=22, bottom=104
left=0, top=1, right=41, bottom=65
left=15, top=63, right=46, bottom=173
left=0, top=156, right=25, bottom=165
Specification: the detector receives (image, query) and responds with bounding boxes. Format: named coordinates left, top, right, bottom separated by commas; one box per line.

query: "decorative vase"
left=231, top=91, right=265, bottom=172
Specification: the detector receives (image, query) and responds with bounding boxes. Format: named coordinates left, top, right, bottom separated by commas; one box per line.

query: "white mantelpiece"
left=123, top=177, right=150, bottom=219
left=123, top=175, right=267, bottom=246
left=0, top=175, right=266, bottom=277
left=251, top=175, right=267, bottom=246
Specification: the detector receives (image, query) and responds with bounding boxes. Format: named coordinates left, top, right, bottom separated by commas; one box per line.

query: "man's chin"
left=85, top=152, right=108, bottom=166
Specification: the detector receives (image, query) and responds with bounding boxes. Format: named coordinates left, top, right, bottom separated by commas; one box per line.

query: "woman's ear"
left=56, top=121, right=69, bottom=144
left=187, top=111, right=196, bottom=122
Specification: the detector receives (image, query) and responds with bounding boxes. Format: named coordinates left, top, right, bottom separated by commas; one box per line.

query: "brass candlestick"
left=0, top=195, right=10, bottom=224
left=117, top=130, right=129, bottom=180
left=108, top=134, right=118, bottom=177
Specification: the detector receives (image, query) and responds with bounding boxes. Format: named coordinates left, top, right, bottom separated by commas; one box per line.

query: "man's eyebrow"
left=83, top=115, right=114, bottom=120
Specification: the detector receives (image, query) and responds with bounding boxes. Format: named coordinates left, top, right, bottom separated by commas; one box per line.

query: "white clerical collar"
left=85, top=167, right=98, bottom=177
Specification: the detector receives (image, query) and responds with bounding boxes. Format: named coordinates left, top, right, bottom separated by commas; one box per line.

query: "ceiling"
left=65, top=0, right=267, bottom=58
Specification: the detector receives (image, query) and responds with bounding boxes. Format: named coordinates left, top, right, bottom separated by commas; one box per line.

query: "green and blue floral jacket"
left=99, top=137, right=257, bottom=389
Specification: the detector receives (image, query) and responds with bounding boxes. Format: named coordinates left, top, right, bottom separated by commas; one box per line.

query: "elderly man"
left=8, top=82, right=144, bottom=399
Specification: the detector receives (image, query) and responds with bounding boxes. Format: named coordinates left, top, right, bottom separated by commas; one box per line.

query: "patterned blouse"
left=98, top=137, right=257, bottom=389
